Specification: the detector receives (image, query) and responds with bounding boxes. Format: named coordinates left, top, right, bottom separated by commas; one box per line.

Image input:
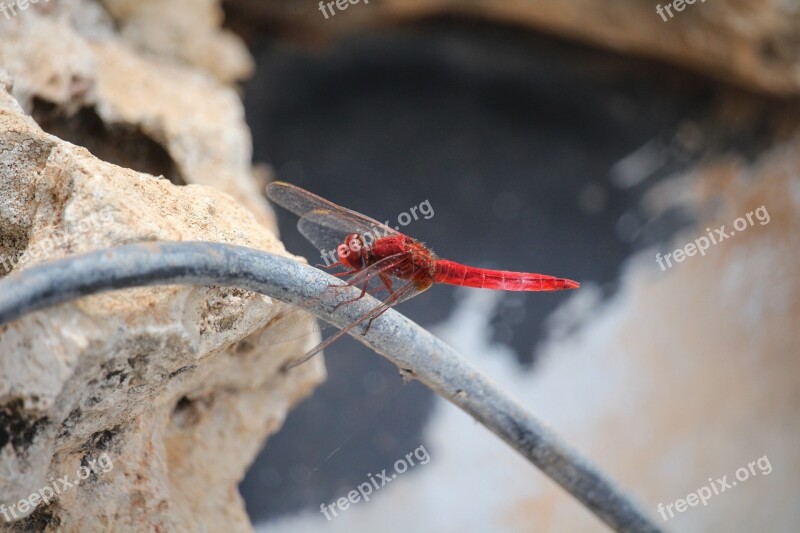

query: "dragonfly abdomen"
left=433, top=260, right=579, bottom=292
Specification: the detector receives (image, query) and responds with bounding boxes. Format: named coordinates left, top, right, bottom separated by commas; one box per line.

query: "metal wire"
left=0, top=241, right=664, bottom=532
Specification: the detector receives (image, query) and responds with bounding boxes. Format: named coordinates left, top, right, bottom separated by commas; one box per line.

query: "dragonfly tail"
left=433, top=260, right=579, bottom=291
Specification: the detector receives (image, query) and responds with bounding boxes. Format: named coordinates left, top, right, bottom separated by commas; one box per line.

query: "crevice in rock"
left=31, top=99, right=186, bottom=186
left=8, top=503, right=62, bottom=533
left=168, top=364, right=196, bottom=379
left=57, top=407, right=82, bottom=439
left=0, top=399, right=48, bottom=454
left=81, top=427, right=118, bottom=452
left=0, top=231, right=30, bottom=279
left=232, top=339, right=255, bottom=354
left=171, top=395, right=212, bottom=428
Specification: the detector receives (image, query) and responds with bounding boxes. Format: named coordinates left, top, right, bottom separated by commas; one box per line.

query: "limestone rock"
left=100, top=0, right=254, bottom=84
left=227, top=0, right=800, bottom=96
left=0, top=0, right=271, bottom=227
left=0, top=2, right=325, bottom=531
left=0, top=77, right=325, bottom=532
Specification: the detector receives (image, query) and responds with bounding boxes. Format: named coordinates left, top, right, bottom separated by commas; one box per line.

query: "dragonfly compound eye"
left=345, top=233, right=364, bottom=252
left=338, top=234, right=365, bottom=269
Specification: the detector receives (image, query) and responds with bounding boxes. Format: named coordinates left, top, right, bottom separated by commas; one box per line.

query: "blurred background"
left=224, top=3, right=799, bottom=532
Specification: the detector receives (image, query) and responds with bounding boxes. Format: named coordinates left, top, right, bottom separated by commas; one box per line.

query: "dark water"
left=237, top=18, right=756, bottom=525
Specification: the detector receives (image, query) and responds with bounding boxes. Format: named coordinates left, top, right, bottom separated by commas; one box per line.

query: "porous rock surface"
left=0, top=0, right=270, bottom=227
left=0, top=2, right=324, bottom=532
left=101, top=0, right=254, bottom=84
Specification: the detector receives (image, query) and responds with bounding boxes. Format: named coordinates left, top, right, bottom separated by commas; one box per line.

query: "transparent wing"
left=298, top=209, right=400, bottom=264
left=267, top=182, right=400, bottom=253
left=265, top=181, right=429, bottom=366
left=285, top=276, right=429, bottom=369
left=251, top=304, right=324, bottom=350
left=267, top=181, right=399, bottom=235
left=297, top=213, right=351, bottom=259
left=300, top=207, right=389, bottom=237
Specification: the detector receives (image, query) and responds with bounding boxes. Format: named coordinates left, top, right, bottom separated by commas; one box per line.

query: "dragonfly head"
left=338, top=233, right=366, bottom=269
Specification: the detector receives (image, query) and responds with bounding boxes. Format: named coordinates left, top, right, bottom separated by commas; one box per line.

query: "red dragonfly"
left=266, top=182, right=579, bottom=367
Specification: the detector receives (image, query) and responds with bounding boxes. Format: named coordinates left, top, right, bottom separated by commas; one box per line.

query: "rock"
left=100, top=0, right=254, bottom=84
left=226, top=0, right=800, bottom=96
left=0, top=3, right=325, bottom=531
left=0, top=0, right=271, bottom=228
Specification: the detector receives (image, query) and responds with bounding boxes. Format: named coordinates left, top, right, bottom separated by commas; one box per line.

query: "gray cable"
left=0, top=242, right=664, bottom=532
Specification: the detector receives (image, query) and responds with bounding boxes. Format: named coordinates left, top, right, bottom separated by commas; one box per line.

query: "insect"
left=266, top=181, right=579, bottom=368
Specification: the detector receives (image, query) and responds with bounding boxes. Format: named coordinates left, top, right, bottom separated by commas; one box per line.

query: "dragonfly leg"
left=361, top=273, right=399, bottom=335
left=326, top=268, right=362, bottom=287
left=329, top=271, right=354, bottom=279
left=333, top=279, right=371, bottom=310
left=362, top=304, right=394, bottom=335
left=380, top=273, right=396, bottom=299
left=328, top=263, right=386, bottom=299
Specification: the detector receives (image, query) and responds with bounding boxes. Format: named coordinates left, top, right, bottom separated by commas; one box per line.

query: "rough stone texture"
left=101, top=0, right=254, bottom=84
left=226, top=0, right=800, bottom=96
left=0, top=0, right=271, bottom=228
left=0, top=78, right=325, bottom=532
left=0, top=2, right=325, bottom=531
